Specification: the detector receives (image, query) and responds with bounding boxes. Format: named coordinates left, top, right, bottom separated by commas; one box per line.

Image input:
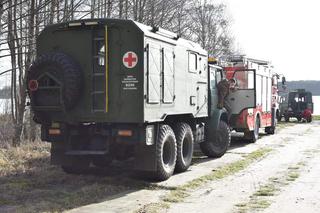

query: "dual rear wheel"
left=61, top=121, right=230, bottom=181
left=154, top=123, right=194, bottom=181
left=154, top=120, right=231, bottom=180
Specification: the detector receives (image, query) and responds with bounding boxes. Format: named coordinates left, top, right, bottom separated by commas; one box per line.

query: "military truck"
left=27, top=19, right=253, bottom=180
left=278, top=89, right=313, bottom=122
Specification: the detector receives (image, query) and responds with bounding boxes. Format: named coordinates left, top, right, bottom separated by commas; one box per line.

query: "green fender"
left=206, top=108, right=229, bottom=134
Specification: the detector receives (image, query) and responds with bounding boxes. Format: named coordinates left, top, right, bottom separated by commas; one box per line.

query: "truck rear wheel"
left=245, top=117, right=260, bottom=142
left=174, top=123, right=194, bottom=173
left=276, top=110, right=281, bottom=121
left=92, top=156, right=113, bottom=167
left=200, top=120, right=230, bottom=158
left=307, top=116, right=312, bottom=123
left=61, top=157, right=90, bottom=174
left=154, top=125, right=177, bottom=181
left=265, top=126, right=275, bottom=134
left=285, top=115, right=290, bottom=122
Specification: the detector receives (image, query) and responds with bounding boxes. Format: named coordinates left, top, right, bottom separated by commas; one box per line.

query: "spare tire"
left=27, top=52, right=82, bottom=110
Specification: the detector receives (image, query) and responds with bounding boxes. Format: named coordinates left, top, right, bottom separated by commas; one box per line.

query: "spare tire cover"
left=27, top=52, right=82, bottom=110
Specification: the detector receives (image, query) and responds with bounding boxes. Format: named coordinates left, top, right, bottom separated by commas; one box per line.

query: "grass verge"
left=162, top=148, right=273, bottom=204
left=313, top=115, right=320, bottom=120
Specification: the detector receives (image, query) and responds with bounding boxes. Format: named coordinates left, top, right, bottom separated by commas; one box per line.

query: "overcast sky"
left=222, top=0, right=320, bottom=81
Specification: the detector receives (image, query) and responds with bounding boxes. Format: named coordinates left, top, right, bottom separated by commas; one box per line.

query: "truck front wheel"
left=174, top=123, right=194, bottom=173
left=154, top=125, right=177, bottom=181
left=200, top=121, right=230, bottom=158
left=285, top=115, right=290, bottom=122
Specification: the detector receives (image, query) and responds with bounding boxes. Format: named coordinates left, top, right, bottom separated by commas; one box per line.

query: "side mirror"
left=282, top=76, right=286, bottom=85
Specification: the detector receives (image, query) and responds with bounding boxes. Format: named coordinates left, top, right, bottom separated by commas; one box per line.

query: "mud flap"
left=51, top=142, right=68, bottom=165
left=134, top=124, right=159, bottom=172
left=134, top=143, right=157, bottom=172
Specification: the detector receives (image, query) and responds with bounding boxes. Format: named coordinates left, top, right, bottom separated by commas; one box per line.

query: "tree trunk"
left=119, top=0, right=123, bottom=18
left=0, top=2, right=3, bottom=36
left=91, top=0, right=95, bottom=18
left=27, top=0, right=37, bottom=142
left=125, top=0, right=128, bottom=19
left=64, top=0, right=69, bottom=21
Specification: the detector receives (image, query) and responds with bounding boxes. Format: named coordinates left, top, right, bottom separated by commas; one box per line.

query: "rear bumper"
left=42, top=122, right=159, bottom=172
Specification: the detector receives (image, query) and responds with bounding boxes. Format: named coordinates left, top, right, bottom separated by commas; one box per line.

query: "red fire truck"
left=222, top=56, right=279, bottom=142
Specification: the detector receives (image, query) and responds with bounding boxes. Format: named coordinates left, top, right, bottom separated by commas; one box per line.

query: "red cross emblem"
left=123, top=51, right=138, bottom=68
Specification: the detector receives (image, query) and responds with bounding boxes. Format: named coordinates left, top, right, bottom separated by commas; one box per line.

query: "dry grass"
left=0, top=140, right=50, bottom=176
left=135, top=202, right=170, bottom=213
left=0, top=141, right=148, bottom=212
left=313, top=115, right=320, bottom=120
left=276, top=121, right=295, bottom=130
left=0, top=114, right=14, bottom=147
left=162, top=148, right=273, bottom=203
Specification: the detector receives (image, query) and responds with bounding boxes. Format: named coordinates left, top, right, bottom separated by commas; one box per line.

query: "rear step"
left=65, top=150, right=107, bottom=155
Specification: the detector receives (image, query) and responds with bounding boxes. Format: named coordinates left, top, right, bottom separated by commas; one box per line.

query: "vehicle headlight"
left=146, top=125, right=154, bottom=145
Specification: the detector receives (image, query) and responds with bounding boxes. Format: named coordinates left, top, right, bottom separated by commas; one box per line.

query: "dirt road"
left=68, top=121, right=320, bottom=213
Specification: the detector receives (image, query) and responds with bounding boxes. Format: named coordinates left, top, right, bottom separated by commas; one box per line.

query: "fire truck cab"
left=222, top=56, right=279, bottom=142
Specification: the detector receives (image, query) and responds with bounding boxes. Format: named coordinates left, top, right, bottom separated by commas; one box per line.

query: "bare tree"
left=0, top=0, right=235, bottom=146
left=188, top=0, right=234, bottom=57
left=0, top=1, right=3, bottom=35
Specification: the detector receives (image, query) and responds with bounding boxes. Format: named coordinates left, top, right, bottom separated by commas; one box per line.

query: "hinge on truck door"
left=190, top=96, right=196, bottom=106
left=144, top=44, right=149, bottom=52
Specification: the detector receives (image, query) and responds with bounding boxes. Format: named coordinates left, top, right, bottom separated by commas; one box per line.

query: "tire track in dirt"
left=166, top=123, right=320, bottom=213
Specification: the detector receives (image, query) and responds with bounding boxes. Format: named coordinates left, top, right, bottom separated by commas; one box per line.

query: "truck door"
left=226, top=69, right=256, bottom=115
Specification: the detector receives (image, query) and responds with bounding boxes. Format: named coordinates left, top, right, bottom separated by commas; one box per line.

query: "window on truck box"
left=97, top=42, right=105, bottom=66
left=92, top=29, right=106, bottom=112
left=188, top=52, right=197, bottom=73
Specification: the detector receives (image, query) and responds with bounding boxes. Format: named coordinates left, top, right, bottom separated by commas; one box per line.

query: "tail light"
left=28, top=80, right=39, bottom=92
